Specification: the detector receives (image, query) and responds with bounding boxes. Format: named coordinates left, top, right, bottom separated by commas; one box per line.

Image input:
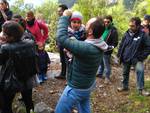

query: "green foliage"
left=10, top=0, right=59, bottom=52
left=133, top=0, right=150, bottom=17
left=124, top=80, right=150, bottom=113
left=72, top=0, right=106, bottom=23
left=123, top=0, right=136, bottom=10
left=72, top=0, right=131, bottom=40
left=11, top=0, right=34, bottom=17
left=10, top=0, right=150, bottom=52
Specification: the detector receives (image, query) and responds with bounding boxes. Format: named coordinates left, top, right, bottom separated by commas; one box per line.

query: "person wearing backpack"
left=0, top=21, right=36, bottom=113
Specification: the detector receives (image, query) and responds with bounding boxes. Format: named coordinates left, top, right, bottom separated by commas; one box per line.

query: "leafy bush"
left=10, top=0, right=150, bottom=52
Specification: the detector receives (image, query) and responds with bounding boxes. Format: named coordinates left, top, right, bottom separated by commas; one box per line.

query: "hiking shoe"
left=96, top=74, right=102, bottom=77
left=97, top=74, right=104, bottom=79
left=55, top=75, right=66, bottom=79
left=117, top=87, right=129, bottom=92
left=43, top=76, right=48, bottom=81
left=139, top=90, right=150, bottom=96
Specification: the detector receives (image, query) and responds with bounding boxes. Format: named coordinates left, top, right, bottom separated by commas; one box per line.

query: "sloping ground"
left=32, top=64, right=150, bottom=113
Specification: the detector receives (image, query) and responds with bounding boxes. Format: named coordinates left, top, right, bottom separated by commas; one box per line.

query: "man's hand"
left=63, top=9, right=72, bottom=17
left=107, top=46, right=114, bottom=51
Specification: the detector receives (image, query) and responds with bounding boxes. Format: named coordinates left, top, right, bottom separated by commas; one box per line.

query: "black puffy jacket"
left=104, top=26, right=118, bottom=55
left=0, top=39, right=37, bottom=90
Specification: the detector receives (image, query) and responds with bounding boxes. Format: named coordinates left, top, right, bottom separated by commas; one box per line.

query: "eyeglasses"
left=104, top=21, right=110, bottom=24
left=129, top=25, right=136, bottom=28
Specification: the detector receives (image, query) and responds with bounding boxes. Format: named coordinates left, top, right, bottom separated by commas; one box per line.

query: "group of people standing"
left=0, top=0, right=50, bottom=113
left=55, top=4, right=150, bottom=113
left=0, top=0, right=150, bottom=113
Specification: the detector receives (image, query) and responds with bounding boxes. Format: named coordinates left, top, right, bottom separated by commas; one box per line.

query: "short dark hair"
left=144, top=14, right=150, bottom=21
left=12, top=14, right=22, bottom=19
left=130, top=17, right=141, bottom=26
left=90, top=17, right=105, bottom=39
left=58, top=4, right=68, bottom=11
left=2, top=21, right=24, bottom=42
left=104, top=15, right=113, bottom=22
left=26, top=11, right=34, bottom=17
left=12, top=14, right=26, bottom=30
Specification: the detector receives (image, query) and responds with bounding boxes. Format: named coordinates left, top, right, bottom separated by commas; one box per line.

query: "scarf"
left=27, top=18, right=35, bottom=27
left=102, top=24, right=112, bottom=41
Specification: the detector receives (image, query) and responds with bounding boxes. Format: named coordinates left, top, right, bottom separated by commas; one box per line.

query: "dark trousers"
left=0, top=93, right=3, bottom=111
left=59, top=46, right=66, bottom=77
left=1, top=88, right=33, bottom=113
left=122, top=62, right=144, bottom=90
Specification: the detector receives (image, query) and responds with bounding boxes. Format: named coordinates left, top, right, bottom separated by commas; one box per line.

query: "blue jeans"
left=55, top=85, right=91, bottom=113
left=122, top=62, right=144, bottom=90
left=97, top=54, right=111, bottom=78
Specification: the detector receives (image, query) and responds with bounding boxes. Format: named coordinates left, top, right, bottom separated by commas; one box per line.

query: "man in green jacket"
left=55, top=10, right=109, bottom=113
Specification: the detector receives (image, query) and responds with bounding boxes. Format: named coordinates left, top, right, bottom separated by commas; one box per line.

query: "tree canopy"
left=10, top=0, right=150, bottom=52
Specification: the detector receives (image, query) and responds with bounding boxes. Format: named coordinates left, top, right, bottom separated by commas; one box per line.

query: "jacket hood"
left=85, top=38, right=108, bottom=51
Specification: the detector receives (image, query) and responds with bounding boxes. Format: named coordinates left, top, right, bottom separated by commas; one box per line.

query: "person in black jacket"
left=0, top=0, right=13, bottom=31
left=97, top=15, right=118, bottom=84
left=141, top=14, right=150, bottom=36
left=0, top=21, right=36, bottom=113
left=55, top=4, right=68, bottom=79
left=37, top=42, right=50, bottom=83
left=117, top=17, right=150, bottom=96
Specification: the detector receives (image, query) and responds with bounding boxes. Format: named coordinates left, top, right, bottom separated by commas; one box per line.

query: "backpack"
left=0, top=41, right=38, bottom=91
left=22, top=30, right=35, bottom=42
left=12, top=43, right=38, bottom=82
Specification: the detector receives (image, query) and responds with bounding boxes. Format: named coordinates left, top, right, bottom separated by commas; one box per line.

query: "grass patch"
left=125, top=80, right=150, bottom=113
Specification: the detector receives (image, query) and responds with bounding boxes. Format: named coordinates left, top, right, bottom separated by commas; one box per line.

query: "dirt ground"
left=32, top=64, right=150, bottom=113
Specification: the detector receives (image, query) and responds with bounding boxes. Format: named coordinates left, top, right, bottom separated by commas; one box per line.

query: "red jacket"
left=26, top=20, right=48, bottom=44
